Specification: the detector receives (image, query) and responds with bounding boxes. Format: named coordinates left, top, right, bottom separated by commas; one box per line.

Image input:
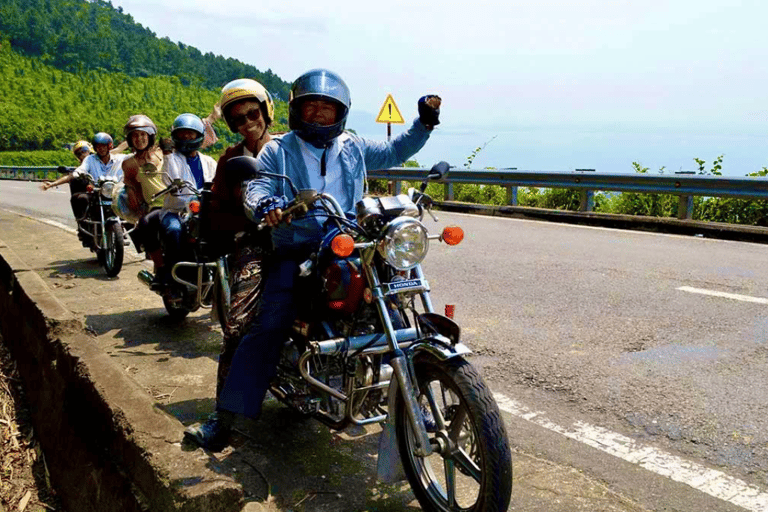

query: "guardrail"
left=5, top=165, right=767, bottom=221
left=368, top=167, right=768, bottom=220
left=0, top=166, right=60, bottom=182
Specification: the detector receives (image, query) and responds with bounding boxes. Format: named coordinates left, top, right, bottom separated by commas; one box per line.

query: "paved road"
left=2, top=179, right=767, bottom=511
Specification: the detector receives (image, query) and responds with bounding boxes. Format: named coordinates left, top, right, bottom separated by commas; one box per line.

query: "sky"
left=113, top=0, right=768, bottom=176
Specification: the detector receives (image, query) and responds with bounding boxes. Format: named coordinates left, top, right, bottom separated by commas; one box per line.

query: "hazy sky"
left=114, top=0, right=768, bottom=175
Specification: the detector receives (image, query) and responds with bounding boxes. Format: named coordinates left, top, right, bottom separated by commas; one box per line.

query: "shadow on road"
left=39, top=257, right=119, bottom=282
left=171, top=399, right=421, bottom=512
left=86, top=307, right=222, bottom=360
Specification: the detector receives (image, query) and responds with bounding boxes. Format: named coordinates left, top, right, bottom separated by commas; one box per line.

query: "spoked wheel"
left=102, top=222, right=124, bottom=277
left=395, top=356, right=512, bottom=512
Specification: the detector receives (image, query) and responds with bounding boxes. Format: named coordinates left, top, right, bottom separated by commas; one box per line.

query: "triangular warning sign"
left=375, top=94, right=405, bottom=124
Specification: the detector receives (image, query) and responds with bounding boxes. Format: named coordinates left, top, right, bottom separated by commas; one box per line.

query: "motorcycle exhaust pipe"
left=137, top=269, right=154, bottom=288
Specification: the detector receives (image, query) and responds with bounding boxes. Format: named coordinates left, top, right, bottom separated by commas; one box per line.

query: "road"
left=2, top=179, right=768, bottom=511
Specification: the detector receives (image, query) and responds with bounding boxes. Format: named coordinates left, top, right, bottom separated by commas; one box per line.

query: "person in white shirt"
left=41, top=132, right=127, bottom=221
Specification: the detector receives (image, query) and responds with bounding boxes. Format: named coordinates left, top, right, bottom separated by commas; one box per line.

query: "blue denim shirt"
left=244, top=118, right=432, bottom=250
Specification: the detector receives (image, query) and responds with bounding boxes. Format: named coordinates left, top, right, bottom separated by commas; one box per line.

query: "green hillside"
left=0, top=42, right=288, bottom=155
left=0, top=0, right=291, bottom=158
left=0, top=0, right=290, bottom=98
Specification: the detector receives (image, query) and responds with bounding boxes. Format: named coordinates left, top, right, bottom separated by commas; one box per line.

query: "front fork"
left=367, top=263, right=433, bottom=457
left=77, top=200, right=108, bottom=250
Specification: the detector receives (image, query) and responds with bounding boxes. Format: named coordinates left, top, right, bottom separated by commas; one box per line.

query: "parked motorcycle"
left=59, top=166, right=128, bottom=277
left=136, top=178, right=231, bottom=322
left=228, top=157, right=513, bottom=512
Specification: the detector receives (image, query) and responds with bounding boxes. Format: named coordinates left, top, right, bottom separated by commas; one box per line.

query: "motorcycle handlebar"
left=151, top=178, right=198, bottom=200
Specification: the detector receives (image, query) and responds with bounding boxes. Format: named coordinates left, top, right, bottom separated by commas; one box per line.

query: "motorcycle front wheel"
left=100, top=222, right=124, bottom=277
left=395, top=356, right=512, bottom=512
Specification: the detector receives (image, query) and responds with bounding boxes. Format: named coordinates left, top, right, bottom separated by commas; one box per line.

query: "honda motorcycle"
left=136, top=178, right=231, bottom=322
left=59, top=167, right=128, bottom=277
left=229, top=157, right=513, bottom=512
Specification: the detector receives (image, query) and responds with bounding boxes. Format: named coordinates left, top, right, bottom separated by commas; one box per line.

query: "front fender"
left=408, top=339, right=472, bottom=361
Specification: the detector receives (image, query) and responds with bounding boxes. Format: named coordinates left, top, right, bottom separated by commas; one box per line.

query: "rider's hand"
left=256, top=196, right=289, bottom=226
left=418, top=95, right=442, bottom=128
left=40, top=182, right=51, bottom=191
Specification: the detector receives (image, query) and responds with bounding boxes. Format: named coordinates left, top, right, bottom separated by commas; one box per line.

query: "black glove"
left=418, top=95, right=442, bottom=127
left=255, top=195, right=288, bottom=221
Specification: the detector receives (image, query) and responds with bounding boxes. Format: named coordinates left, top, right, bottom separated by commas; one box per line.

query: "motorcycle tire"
left=395, top=356, right=512, bottom=512
left=163, top=295, right=190, bottom=321
left=102, top=222, right=124, bottom=277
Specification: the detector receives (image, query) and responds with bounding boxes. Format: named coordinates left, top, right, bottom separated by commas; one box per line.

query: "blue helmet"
left=171, top=113, right=205, bottom=155
left=93, top=132, right=113, bottom=147
left=289, top=69, right=351, bottom=148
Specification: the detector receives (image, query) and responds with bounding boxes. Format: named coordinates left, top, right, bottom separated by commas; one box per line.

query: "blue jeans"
left=160, top=212, right=182, bottom=266
left=141, top=210, right=183, bottom=266
left=218, top=257, right=301, bottom=418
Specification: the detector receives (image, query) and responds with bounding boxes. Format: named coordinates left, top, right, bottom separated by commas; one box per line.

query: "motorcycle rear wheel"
left=101, top=222, right=124, bottom=277
left=163, top=294, right=190, bottom=321
left=395, top=356, right=512, bottom=512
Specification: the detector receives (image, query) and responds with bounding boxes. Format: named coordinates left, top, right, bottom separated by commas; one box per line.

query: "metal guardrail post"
left=394, top=180, right=402, bottom=195
left=444, top=183, right=454, bottom=201
left=579, top=190, right=595, bottom=212
left=506, top=186, right=518, bottom=206
left=678, top=195, right=694, bottom=220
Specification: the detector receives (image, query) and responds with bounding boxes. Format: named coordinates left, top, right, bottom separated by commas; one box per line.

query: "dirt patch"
left=0, top=339, right=62, bottom=512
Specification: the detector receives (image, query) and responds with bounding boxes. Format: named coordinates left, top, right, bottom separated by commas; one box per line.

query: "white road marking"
left=677, top=286, right=768, bottom=305
left=494, top=393, right=768, bottom=511
left=38, top=218, right=77, bottom=234
left=0, top=208, right=76, bottom=234
left=0, top=208, right=148, bottom=265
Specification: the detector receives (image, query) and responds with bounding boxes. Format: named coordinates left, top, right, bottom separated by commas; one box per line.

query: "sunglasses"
left=230, top=108, right=262, bottom=128
left=76, top=149, right=90, bottom=156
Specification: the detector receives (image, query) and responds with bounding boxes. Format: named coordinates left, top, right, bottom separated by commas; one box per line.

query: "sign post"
left=375, top=94, right=405, bottom=142
left=375, top=94, right=405, bottom=193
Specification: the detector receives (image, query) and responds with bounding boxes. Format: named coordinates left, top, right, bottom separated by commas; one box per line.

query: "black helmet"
left=289, top=69, right=350, bottom=148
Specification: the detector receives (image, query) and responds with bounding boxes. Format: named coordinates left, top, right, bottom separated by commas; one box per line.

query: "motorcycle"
left=228, top=157, right=513, bottom=512
left=136, top=177, right=231, bottom=323
left=59, top=166, right=129, bottom=277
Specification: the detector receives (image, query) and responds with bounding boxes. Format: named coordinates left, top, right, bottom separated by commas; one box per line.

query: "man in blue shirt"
left=143, top=113, right=216, bottom=289
left=185, top=68, right=442, bottom=451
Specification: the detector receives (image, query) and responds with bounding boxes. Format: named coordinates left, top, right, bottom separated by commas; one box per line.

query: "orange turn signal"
left=188, top=200, right=201, bottom=214
left=441, top=225, right=464, bottom=245
left=331, top=234, right=355, bottom=257
left=86, top=184, right=94, bottom=192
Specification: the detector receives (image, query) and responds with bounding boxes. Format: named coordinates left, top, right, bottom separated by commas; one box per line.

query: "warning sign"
left=375, top=94, right=405, bottom=124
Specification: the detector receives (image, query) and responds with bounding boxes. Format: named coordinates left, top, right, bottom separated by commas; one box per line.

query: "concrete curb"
left=0, top=240, right=244, bottom=511
left=436, top=201, right=768, bottom=244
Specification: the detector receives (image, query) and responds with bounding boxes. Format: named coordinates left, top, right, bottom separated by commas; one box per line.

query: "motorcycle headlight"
left=101, top=181, right=115, bottom=199
left=378, top=217, right=429, bottom=270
